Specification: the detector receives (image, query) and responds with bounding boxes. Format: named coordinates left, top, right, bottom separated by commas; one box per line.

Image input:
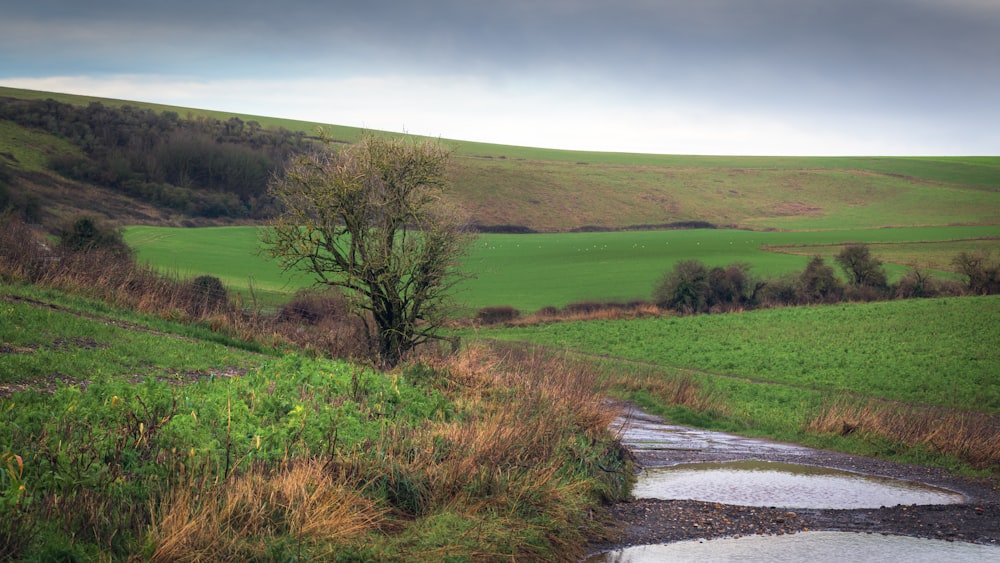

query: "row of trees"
left=654, top=244, right=999, bottom=314
left=0, top=97, right=315, bottom=218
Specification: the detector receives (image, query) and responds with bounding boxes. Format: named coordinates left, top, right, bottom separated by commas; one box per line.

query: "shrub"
left=893, top=269, right=938, bottom=299
left=563, top=301, right=608, bottom=315
left=57, top=215, right=132, bottom=258
left=653, top=259, right=710, bottom=313
left=536, top=306, right=560, bottom=317
left=274, top=288, right=368, bottom=359
left=798, top=256, right=844, bottom=304
left=835, top=243, right=887, bottom=289
left=475, top=305, right=521, bottom=325
left=186, top=275, right=229, bottom=316
left=277, top=288, right=352, bottom=325
left=758, top=274, right=799, bottom=307
left=706, top=262, right=762, bottom=311
left=952, top=251, right=1000, bottom=295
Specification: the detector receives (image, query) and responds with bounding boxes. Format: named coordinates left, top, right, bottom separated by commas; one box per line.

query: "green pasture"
left=125, top=225, right=1000, bottom=313
left=0, top=285, right=270, bottom=385
left=767, top=238, right=1000, bottom=273
left=0, top=121, right=82, bottom=173
left=125, top=225, right=310, bottom=307
left=469, top=296, right=1000, bottom=413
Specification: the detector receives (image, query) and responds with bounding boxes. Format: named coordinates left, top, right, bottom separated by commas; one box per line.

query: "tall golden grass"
left=807, top=398, right=1000, bottom=469
left=324, top=343, right=631, bottom=559
left=148, top=459, right=385, bottom=562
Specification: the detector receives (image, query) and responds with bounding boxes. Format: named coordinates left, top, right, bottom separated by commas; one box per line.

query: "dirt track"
left=587, top=405, right=1000, bottom=555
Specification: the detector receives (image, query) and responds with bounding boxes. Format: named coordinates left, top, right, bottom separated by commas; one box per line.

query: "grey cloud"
left=2, top=0, right=997, bottom=149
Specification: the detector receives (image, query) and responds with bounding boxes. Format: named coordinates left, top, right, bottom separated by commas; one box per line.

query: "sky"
left=1, top=0, right=999, bottom=156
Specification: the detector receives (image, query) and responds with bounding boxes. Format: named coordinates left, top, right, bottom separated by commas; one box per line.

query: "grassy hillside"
left=3, top=86, right=998, bottom=232
left=449, top=155, right=999, bottom=231
left=0, top=119, right=175, bottom=225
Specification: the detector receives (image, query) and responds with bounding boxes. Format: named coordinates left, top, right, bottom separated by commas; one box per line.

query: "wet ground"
left=586, top=404, right=1000, bottom=556
left=587, top=531, right=1000, bottom=562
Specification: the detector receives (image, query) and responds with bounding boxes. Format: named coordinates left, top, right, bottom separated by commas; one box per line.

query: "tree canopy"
left=261, top=135, right=473, bottom=367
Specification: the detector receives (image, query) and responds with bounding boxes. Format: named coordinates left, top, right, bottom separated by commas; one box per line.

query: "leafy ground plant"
left=0, top=284, right=630, bottom=560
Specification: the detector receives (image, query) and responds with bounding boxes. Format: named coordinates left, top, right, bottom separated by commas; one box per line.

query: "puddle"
left=633, top=460, right=965, bottom=508
left=613, top=409, right=816, bottom=460
left=587, top=531, right=1000, bottom=562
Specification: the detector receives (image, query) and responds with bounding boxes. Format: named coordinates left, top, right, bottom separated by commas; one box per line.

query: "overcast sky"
left=2, top=0, right=998, bottom=155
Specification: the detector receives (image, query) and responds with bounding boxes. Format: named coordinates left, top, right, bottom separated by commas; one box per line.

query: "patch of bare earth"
left=770, top=201, right=823, bottom=216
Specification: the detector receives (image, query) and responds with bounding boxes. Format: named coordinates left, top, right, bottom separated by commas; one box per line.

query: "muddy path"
left=587, top=404, right=1000, bottom=554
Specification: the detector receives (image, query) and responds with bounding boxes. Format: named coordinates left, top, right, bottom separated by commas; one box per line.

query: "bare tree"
left=261, top=134, right=474, bottom=367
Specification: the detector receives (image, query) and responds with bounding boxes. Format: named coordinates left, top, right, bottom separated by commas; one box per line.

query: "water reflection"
left=589, top=531, right=1000, bottom=562
left=634, top=460, right=965, bottom=508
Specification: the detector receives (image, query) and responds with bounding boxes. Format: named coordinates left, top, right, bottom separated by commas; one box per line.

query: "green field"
left=126, top=225, right=1000, bottom=312
left=468, top=296, right=1000, bottom=412
left=0, top=286, right=270, bottom=387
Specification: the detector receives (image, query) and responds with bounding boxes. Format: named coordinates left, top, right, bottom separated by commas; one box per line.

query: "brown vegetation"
left=652, top=248, right=998, bottom=317
left=807, top=399, right=1000, bottom=470
left=148, top=460, right=385, bottom=562
left=470, top=300, right=664, bottom=328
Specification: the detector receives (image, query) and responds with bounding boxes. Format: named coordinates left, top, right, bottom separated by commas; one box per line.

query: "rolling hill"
left=2, top=86, right=998, bottom=233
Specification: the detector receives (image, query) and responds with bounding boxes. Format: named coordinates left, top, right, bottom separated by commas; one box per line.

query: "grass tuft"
left=148, top=459, right=385, bottom=562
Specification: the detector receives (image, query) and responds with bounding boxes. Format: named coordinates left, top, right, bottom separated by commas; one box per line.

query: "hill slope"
left=2, top=86, right=998, bottom=232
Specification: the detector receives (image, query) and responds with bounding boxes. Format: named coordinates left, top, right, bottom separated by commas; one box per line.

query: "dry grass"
left=807, top=398, right=1000, bottom=470
left=608, top=364, right=725, bottom=415
left=148, top=459, right=385, bottom=562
